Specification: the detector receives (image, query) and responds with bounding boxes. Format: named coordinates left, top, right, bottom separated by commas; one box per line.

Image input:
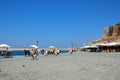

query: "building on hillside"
left=81, top=22, right=120, bottom=52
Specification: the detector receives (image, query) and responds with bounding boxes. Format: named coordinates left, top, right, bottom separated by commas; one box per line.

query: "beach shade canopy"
left=48, top=46, right=56, bottom=49
left=95, top=42, right=120, bottom=47
left=0, top=44, right=11, bottom=48
left=30, top=45, right=38, bottom=48
left=81, top=44, right=98, bottom=49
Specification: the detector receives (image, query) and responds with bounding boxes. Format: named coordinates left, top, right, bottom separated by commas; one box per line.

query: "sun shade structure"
left=95, top=42, right=120, bottom=46
left=30, top=45, right=38, bottom=48
left=82, top=45, right=98, bottom=49
left=48, top=46, right=56, bottom=49
left=0, top=44, right=11, bottom=48
left=0, top=44, right=11, bottom=50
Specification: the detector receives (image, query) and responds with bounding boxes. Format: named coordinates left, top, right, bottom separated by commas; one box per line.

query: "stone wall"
left=102, top=28, right=109, bottom=40
left=101, top=23, right=120, bottom=42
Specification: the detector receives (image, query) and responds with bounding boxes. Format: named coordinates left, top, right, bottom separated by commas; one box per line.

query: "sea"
left=10, top=50, right=69, bottom=56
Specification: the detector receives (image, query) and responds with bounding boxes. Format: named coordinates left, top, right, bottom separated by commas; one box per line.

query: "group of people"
left=0, top=50, right=12, bottom=58
left=24, top=49, right=39, bottom=60
left=69, top=49, right=73, bottom=54
left=24, top=48, right=74, bottom=60
left=44, top=49, right=60, bottom=56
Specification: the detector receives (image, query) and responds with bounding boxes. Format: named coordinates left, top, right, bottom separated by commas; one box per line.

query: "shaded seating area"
left=0, top=44, right=12, bottom=58
left=0, top=50, right=12, bottom=58
left=81, top=45, right=99, bottom=52
left=81, top=42, right=120, bottom=52
left=96, top=42, right=120, bottom=52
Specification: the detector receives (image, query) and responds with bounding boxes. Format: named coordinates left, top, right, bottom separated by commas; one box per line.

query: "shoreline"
left=0, top=48, right=69, bottom=51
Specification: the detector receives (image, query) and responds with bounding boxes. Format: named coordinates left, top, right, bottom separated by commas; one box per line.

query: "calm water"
left=11, top=50, right=69, bottom=56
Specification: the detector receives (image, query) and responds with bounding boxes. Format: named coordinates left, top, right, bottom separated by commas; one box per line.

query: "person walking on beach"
left=24, top=49, right=31, bottom=57
left=30, top=49, right=34, bottom=60
left=69, top=49, right=73, bottom=54
left=24, top=49, right=27, bottom=57
left=34, top=49, right=38, bottom=60
left=30, top=49, right=37, bottom=60
left=57, top=49, right=60, bottom=55
left=44, top=49, right=48, bottom=56
left=55, top=49, right=60, bottom=56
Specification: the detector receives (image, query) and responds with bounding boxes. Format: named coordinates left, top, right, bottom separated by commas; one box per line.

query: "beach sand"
left=0, top=52, right=120, bottom=80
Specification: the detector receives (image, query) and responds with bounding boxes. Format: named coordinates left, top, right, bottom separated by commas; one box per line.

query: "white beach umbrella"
left=0, top=44, right=11, bottom=48
left=30, top=45, right=38, bottom=48
left=0, top=44, right=11, bottom=50
left=48, top=46, right=56, bottom=49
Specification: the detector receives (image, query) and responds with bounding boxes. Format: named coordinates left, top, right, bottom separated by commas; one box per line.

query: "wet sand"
left=0, top=52, right=120, bottom=80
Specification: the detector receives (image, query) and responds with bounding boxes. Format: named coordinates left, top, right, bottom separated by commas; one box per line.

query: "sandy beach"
left=0, top=52, right=120, bottom=80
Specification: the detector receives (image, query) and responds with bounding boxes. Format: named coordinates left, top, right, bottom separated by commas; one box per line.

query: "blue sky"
left=0, top=0, right=120, bottom=48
